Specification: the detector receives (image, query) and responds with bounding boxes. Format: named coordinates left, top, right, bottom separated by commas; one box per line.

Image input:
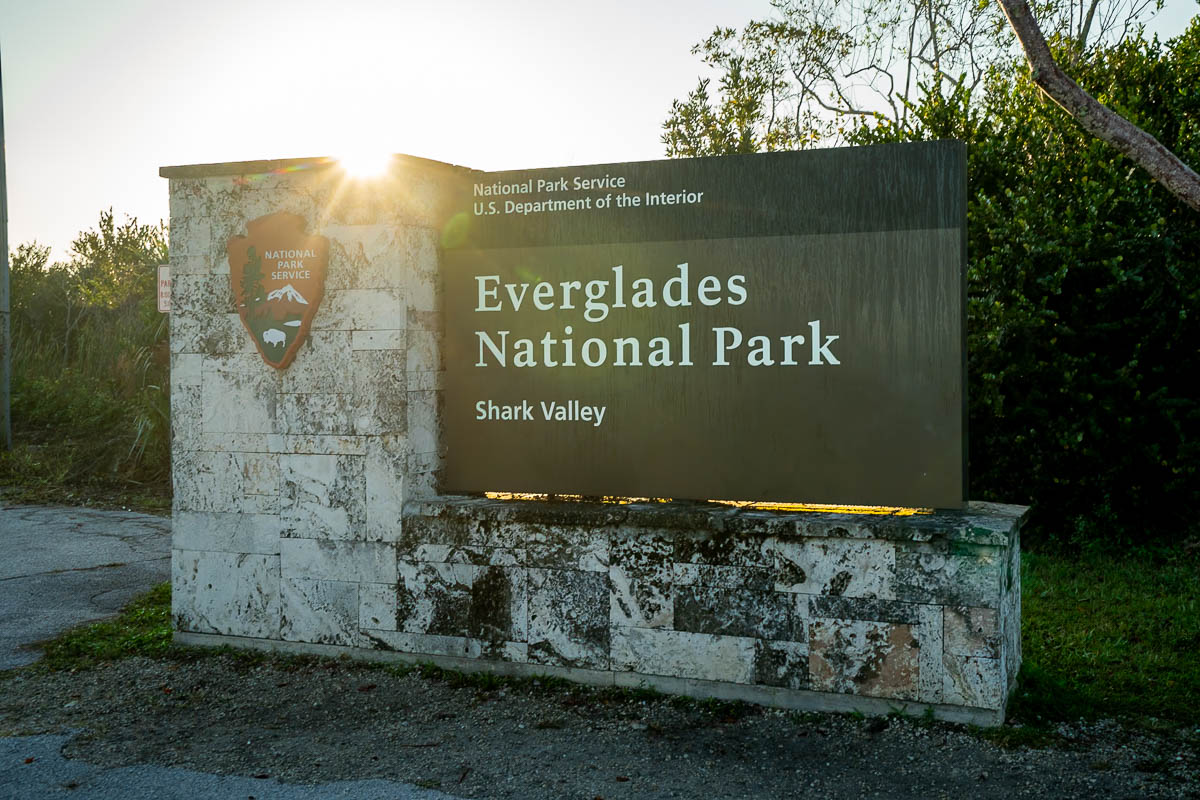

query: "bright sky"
left=1, top=0, right=1196, bottom=261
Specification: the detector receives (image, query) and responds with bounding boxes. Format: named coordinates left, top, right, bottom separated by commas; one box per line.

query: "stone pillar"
left=161, top=156, right=460, bottom=646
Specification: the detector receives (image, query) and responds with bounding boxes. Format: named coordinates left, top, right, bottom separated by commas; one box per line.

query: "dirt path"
left=2, top=655, right=1196, bottom=799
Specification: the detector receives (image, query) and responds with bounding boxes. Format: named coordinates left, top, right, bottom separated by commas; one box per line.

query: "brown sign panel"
left=228, top=213, right=329, bottom=370
left=442, top=142, right=967, bottom=508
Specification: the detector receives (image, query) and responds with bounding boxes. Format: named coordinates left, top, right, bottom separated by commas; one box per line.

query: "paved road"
left=0, top=735, right=459, bottom=800
left=0, top=505, right=172, bottom=670
left=0, top=504, right=466, bottom=799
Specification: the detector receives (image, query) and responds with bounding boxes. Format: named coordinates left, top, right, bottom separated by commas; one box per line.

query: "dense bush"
left=851, top=25, right=1200, bottom=548
left=2, top=211, right=170, bottom=498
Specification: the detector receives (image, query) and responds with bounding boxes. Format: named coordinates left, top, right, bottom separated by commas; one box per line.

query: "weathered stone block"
left=943, top=606, right=1001, bottom=659
left=362, top=630, right=477, bottom=659
left=611, top=627, right=755, bottom=684
left=220, top=190, right=317, bottom=233
left=395, top=561, right=526, bottom=643
left=173, top=511, right=281, bottom=555
left=242, top=453, right=280, bottom=497
left=242, top=494, right=280, bottom=515
left=674, top=530, right=771, bottom=568
left=278, top=393, right=357, bottom=436
left=359, top=581, right=399, bottom=631
left=170, top=274, right=239, bottom=352
left=942, top=654, right=1005, bottom=709
left=1001, top=533, right=1022, bottom=686
left=362, top=437, right=405, bottom=541
left=527, top=569, right=608, bottom=669
left=772, top=538, right=896, bottom=598
left=609, top=533, right=673, bottom=627
left=167, top=187, right=202, bottom=230
left=406, top=330, right=440, bottom=374
left=894, top=548, right=1001, bottom=607
left=808, top=597, right=921, bottom=625
left=753, top=640, right=810, bottom=689
left=280, top=331, right=353, bottom=394
left=173, top=451, right=243, bottom=513
left=171, top=353, right=203, bottom=389
left=283, top=435, right=367, bottom=456
left=171, top=386, right=203, bottom=453
left=280, top=453, right=365, bottom=539
left=280, top=577, right=363, bottom=647
left=168, top=216, right=211, bottom=258
left=279, top=538, right=397, bottom=584
left=352, top=350, right=407, bottom=436
left=672, top=563, right=773, bottom=591
left=405, top=465, right=439, bottom=496
left=361, top=630, right=526, bottom=663
left=809, top=618, right=920, bottom=700
left=172, top=309, right=247, bottom=359
left=404, top=544, right=522, bottom=566
left=314, top=288, right=404, bottom=331
left=169, top=254, right=217, bottom=278
left=407, top=310, right=442, bottom=335
left=394, top=224, right=439, bottom=281
left=200, top=354, right=280, bottom=434
left=351, top=329, right=405, bottom=351
left=917, top=603, right=944, bottom=703
left=199, top=432, right=285, bottom=453
left=407, top=389, right=440, bottom=456
left=323, top=224, right=409, bottom=290
left=674, top=586, right=798, bottom=641
left=610, top=571, right=672, bottom=629
left=610, top=532, right=672, bottom=573
left=525, top=526, right=608, bottom=571
left=172, top=550, right=280, bottom=639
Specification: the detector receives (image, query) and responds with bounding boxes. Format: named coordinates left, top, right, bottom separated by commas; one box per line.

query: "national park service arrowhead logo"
left=228, top=213, right=329, bottom=369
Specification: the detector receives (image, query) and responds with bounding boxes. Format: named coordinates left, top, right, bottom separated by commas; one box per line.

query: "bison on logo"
left=227, top=213, right=330, bottom=369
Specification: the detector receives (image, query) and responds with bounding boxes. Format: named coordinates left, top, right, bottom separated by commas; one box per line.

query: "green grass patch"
left=37, top=582, right=173, bottom=670
left=1015, top=549, right=1200, bottom=728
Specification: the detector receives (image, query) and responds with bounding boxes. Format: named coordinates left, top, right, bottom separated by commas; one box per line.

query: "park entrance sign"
left=442, top=141, right=967, bottom=508
left=161, top=145, right=1022, bottom=725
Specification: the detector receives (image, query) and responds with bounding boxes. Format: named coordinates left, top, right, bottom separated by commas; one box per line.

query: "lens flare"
left=338, top=151, right=393, bottom=179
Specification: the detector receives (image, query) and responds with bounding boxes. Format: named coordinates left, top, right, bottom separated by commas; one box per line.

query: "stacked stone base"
left=175, top=497, right=1024, bottom=726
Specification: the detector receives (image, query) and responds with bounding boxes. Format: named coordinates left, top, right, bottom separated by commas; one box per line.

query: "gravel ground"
left=2, top=656, right=1197, bottom=799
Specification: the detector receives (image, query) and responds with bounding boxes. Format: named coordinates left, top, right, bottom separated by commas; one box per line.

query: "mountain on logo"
left=266, top=284, right=308, bottom=304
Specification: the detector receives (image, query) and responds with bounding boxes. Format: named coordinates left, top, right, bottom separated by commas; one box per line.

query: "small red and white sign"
left=157, top=265, right=170, bottom=312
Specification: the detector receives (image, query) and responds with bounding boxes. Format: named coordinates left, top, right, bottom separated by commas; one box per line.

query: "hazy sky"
left=1, top=0, right=1196, bottom=261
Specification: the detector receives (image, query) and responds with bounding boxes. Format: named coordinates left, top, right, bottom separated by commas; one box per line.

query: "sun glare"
left=338, top=151, right=394, bottom=179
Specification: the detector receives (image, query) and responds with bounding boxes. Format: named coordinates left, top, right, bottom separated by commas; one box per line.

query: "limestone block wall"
left=389, top=498, right=1024, bottom=725
left=162, top=156, right=460, bottom=643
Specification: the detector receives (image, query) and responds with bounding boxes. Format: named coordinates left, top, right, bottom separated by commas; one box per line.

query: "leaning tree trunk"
left=996, top=0, right=1200, bottom=213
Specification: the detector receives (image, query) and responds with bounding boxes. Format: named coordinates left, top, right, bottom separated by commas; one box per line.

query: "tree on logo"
left=239, top=246, right=267, bottom=318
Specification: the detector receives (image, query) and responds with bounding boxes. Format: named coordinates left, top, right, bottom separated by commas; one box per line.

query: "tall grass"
left=0, top=212, right=170, bottom=509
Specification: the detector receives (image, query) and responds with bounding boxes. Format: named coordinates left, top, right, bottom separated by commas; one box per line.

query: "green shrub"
left=852, top=26, right=1200, bottom=549
left=2, top=211, right=170, bottom=502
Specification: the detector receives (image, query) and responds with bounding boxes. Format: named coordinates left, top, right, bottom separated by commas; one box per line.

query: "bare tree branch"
left=1076, top=0, right=1101, bottom=54
left=996, top=0, right=1200, bottom=212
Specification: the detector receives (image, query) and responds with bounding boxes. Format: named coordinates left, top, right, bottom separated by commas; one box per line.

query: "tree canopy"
left=663, top=0, right=1165, bottom=156
left=664, top=12, right=1200, bottom=548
